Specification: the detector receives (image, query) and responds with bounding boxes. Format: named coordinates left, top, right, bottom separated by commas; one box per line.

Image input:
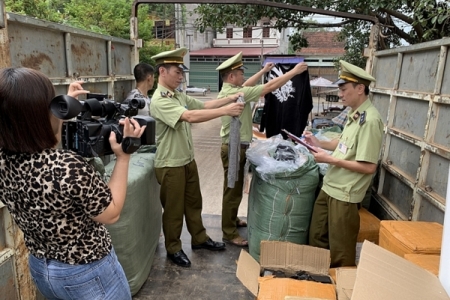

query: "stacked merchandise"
left=246, top=135, right=319, bottom=261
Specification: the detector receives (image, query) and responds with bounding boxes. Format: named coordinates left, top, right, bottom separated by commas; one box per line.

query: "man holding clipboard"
left=302, top=61, right=383, bottom=268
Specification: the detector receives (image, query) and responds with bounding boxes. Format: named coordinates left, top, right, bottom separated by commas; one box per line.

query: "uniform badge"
left=167, top=91, right=173, bottom=98
left=359, top=111, right=366, bottom=125
left=353, top=111, right=360, bottom=121
left=160, top=91, right=167, bottom=97
left=338, top=142, right=348, bottom=154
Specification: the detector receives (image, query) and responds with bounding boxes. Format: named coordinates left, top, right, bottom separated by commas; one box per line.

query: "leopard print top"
left=0, top=148, right=113, bottom=265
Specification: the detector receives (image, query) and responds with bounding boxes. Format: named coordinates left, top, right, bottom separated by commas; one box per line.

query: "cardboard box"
left=328, top=267, right=356, bottom=285
left=335, top=268, right=357, bottom=300
left=379, top=221, right=443, bottom=257
left=357, top=207, right=380, bottom=244
left=351, top=241, right=450, bottom=300
left=404, top=254, right=440, bottom=276
left=237, top=241, right=336, bottom=300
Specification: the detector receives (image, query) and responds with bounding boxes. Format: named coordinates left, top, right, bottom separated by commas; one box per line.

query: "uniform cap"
left=334, top=60, right=376, bottom=87
left=151, top=47, right=189, bottom=71
left=216, top=52, right=247, bottom=73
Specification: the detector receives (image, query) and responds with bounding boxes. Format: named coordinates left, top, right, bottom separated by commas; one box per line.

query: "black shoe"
left=192, top=238, right=226, bottom=251
left=167, top=250, right=191, bottom=267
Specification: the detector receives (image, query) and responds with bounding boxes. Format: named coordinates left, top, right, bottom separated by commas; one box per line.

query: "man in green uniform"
left=216, top=52, right=308, bottom=246
left=150, top=48, right=245, bottom=267
left=303, top=60, right=384, bottom=267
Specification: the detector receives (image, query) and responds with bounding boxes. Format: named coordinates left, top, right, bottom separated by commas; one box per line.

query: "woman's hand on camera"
left=109, top=117, right=146, bottom=157
left=67, top=81, right=89, bottom=99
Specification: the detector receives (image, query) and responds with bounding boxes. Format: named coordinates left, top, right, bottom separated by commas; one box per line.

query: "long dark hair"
left=0, top=67, right=57, bottom=153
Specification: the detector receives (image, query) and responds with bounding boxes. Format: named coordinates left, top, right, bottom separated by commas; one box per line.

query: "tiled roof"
left=296, top=32, right=345, bottom=56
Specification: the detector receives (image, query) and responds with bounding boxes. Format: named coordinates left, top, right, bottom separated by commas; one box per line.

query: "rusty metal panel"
left=442, top=50, right=450, bottom=96
left=371, top=93, right=390, bottom=123
left=6, top=12, right=136, bottom=101
left=372, top=54, right=398, bottom=89
left=7, top=21, right=66, bottom=77
left=398, top=49, right=440, bottom=94
left=111, top=42, right=133, bottom=76
left=393, top=97, right=428, bottom=138
left=381, top=172, right=413, bottom=219
left=0, top=259, right=18, bottom=300
left=372, top=38, right=450, bottom=224
left=114, top=80, right=134, bottom=102
left=70, top=35, right=109, bottom=77
left=416, top=195, right=445, bottom=223
left=386, top=136, right=421, bottom=180
left=433, top=104, right=450, bottom=148
left=425, top=153, right=449, bottom=200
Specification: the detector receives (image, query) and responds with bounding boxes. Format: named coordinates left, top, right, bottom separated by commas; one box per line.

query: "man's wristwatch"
left=121, top=137, right=141, bottom=154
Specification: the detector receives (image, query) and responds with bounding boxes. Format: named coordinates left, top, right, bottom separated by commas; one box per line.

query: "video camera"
left=50, top=93, right=155, bottom=157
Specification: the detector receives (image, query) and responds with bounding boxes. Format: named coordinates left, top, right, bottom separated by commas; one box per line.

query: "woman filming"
left=0, top=67, right=145, bottom=300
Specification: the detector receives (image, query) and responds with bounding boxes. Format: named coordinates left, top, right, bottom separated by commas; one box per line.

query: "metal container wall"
left=0, top=8, right=137, bottom=299
left=6, top=12, right=136, bottom=100
left=370, top=39, right=450, bottom=223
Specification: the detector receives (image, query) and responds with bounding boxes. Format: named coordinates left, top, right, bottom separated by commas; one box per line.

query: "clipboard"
left=282, top=129, right=318, bottom=153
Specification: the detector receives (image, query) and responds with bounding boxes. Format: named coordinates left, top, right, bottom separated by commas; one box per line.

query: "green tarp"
left=103, top=147, right=161, bottom=295
left=247, top=155, right=319, bottom=262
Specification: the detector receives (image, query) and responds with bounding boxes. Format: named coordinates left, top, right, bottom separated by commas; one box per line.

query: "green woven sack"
left=247, top=155, right=319, bottom=262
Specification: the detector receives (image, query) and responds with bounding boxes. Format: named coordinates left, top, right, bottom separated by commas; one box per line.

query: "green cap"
left=151, top=47, right=189, bottom=70
left=216, top=52, right=247, bottom=74
left=334, top=60, right=376, bottom=87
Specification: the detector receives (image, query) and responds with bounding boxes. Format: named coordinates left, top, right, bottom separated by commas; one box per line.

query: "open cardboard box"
left=236, top=241, right=336, bottom=300
left=351, top=241, right=450, bottom=300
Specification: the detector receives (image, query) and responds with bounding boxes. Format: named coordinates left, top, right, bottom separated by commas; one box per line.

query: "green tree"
left=5, top=0, right=65, bottom=22
left=194, top=0, right=450, bottom=67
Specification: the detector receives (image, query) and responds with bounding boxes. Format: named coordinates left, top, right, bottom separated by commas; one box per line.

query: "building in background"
left=175, top=5, right=289, bottom=92
left=295, top=31, right=345, bottom=82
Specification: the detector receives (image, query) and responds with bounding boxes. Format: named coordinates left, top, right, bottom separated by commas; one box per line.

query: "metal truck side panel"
left=371, top=38, right=450, bottom=223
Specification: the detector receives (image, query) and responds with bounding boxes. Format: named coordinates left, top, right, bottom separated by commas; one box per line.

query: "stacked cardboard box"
left=379, top=221, right=443, bottom=256
left=237, top=241, right=336, bottom=300
left=404, top=253, right=440, bottom=275
left=357, top=207, right=381, bottom=244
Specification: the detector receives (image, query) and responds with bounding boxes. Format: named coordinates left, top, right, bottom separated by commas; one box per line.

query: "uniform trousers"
left=220, top=144, right=247, bottom=240
left=308, top=190, right=360, bottom=267
left=155, top=160, right=209, bottom=254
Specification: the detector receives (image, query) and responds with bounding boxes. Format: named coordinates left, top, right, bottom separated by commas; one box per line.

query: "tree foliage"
left=194, top=0, right=450, bottom=67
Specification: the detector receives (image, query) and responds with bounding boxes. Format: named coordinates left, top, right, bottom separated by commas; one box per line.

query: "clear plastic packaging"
left=246, top=134, right=308, bottom=181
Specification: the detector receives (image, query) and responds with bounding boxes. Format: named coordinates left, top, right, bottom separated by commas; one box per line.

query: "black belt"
left=222, top=143, right=249, bottom=150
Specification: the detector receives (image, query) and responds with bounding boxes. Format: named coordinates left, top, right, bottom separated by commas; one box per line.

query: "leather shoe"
left=167, top=250, right=191, bottom=267
left=192, top=238, right=226, bottom=251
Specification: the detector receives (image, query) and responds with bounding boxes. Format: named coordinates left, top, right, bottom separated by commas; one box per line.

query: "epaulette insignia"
left=359, top=111, right=366, bottom=125
left=167, top=91, right=173, bottom=98
left=160, top=91, right=167, bottom=97
left=353, top=111, right=360, bottom=121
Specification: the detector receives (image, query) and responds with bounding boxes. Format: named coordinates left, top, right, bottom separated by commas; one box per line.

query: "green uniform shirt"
left=218, top=83, right=264, bottom=143
left=322, top=99, right=383, bottom=203
left=150, top=86, right=205, bottom=168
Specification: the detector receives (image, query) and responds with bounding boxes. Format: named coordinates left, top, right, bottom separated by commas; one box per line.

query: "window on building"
left=226, top=28, right=233, bottom=39
left=243, top=27, right=252, bottom=38
left=262, top=22, right=270, bottom=38
left=154, top=20, right=175, bottom=39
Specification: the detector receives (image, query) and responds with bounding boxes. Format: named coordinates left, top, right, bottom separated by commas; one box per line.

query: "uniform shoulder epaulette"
left=160, top=91, right=173, bottom=98
left=359, top=111, right=366, bottom=125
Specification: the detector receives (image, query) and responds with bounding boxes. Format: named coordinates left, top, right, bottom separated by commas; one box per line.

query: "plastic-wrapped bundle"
left=246, top=137, right=319, bottom=261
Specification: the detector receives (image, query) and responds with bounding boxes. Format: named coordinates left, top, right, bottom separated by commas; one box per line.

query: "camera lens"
left=129, top=98, right=145, bottom=109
